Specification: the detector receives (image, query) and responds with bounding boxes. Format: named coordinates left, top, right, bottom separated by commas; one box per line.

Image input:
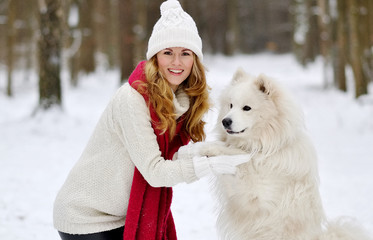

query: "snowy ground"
left=1, top=54, right=372, bottom=240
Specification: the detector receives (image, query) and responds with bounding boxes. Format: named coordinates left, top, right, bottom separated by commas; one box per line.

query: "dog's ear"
left=231, top=67, right=247, bottom=84
left=255, top=74, right=272, bottom=95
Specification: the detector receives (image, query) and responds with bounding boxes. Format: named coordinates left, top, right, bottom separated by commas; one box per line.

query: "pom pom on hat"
left=146, top=0, right=203, bottom=61
left=160, top=0, right=181, bottom=14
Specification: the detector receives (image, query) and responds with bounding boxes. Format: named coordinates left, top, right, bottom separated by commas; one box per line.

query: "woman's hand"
left=192, top=154, right=250, bottom=179
left=176, top=141, right=252, bottom=179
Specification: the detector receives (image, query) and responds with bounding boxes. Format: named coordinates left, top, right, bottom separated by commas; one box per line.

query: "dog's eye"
left=230, top=104, right=233, bottom=109
left=243, top=106, right=251, bottom=111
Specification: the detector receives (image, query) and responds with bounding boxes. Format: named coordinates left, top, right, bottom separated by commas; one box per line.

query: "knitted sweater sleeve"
left=113, top=84, right=198, bottom=187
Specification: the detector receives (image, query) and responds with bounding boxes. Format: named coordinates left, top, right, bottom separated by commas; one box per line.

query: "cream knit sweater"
left=53, top=83, right=198, bottom=234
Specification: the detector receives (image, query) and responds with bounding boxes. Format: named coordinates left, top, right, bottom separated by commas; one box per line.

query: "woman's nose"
left=171, top=55, right=181, bottom=65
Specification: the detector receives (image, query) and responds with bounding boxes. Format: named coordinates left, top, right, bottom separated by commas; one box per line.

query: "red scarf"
left=123, top=61, right=190, bottom=240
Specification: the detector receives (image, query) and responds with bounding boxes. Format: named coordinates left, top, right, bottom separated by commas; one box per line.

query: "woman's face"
left=156, top=47, right=194, bottom=92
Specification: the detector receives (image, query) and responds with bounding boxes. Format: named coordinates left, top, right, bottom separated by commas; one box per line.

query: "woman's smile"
left=168, top=68, right=184, bottom=75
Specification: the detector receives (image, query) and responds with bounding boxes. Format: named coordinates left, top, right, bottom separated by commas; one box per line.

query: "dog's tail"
left=320, top=217, right=372, bottom=240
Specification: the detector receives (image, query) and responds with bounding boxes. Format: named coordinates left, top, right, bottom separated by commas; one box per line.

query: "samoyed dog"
left=203, top=69, right=371, bottom=240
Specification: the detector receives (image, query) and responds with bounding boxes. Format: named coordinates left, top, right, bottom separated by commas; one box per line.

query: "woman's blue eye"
left=182, top=52, right=191, bottom=56
left=164, top=51, right=172, bottom=55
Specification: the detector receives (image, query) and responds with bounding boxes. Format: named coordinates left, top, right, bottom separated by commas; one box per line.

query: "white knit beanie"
left=146, top=0, right=203, bottom=61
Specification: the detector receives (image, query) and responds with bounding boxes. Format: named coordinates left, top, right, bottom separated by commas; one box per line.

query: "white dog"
left=203, top=69, right=371, bottom=240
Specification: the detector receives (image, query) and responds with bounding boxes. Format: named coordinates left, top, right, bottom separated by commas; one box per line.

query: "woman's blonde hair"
left=138, top=54, right=210, bottom=142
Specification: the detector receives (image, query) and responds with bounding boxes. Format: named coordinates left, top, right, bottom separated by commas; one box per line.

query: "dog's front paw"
left=199, top=141, right=246, bottom=157
left=196, top=141, right=223, bottom=156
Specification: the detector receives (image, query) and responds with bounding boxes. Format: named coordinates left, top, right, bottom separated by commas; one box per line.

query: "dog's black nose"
left=222, top=118, right=232, bottom=128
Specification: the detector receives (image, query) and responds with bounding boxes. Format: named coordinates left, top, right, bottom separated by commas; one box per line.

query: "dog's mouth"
left=226, top=128, right=246, bottom=134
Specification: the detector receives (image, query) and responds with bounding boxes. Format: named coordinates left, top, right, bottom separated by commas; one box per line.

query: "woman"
left=53, top=1, right=248, bottom=239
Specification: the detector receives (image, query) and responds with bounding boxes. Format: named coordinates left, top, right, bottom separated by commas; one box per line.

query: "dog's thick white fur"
left=203, top=69, right=371, bottom=240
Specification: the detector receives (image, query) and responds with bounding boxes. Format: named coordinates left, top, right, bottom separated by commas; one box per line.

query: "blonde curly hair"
left=137, top=54, right=210, bottom=142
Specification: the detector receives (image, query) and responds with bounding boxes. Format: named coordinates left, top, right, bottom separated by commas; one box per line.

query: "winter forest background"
left=1, top=0, right=373, bottom=239
left=2, top=0, right=373, bottom=103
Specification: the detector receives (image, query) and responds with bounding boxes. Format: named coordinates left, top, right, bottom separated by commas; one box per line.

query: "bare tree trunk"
left=368, top=0, right=373, bottom=83
left=6, top=0, right=16, bottom=97
left=37, top=0, right=62, bottom=110
left=359, top=0, right=372, bottom=83
left=146, top=0, right=163, bottom=40
left=69, top=49, right=79, bottom=86
left=119, top=0, right=135, bottom=83
left=94, top=0, right=108, bottom=55
left=23, top=0, right=38, bottom=82
left=108, top=0, right=120, bottom=68
left=77, top=0, right=95, bottom=74
left=252, top=0, right=270, bottom=51
left=66, top=1, right=80, bottom=87
left=317, top=0, right=332, bottom=88
left=335, top=0, right=347, bottom=92
left=348, top=0, right=368, bottom=98
left=93, top=0, right=112, bottom=66
left=291, top=0, right=320, bottom=66
left=134, top=0, right=147, bottom=62
left=304, top=0, right=320, bottom=64
left=369, top=0, right=373, bottom=48
left=205, top=0, right=225, bottom=53
left=224, top=0, right=238, bottom=55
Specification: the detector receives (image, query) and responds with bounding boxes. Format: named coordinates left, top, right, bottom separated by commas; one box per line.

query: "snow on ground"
left=1, top=54, right=372, bottom=240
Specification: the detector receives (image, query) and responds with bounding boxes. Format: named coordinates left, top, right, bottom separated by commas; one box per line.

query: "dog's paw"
left=199, top=141, right=246, bottom=157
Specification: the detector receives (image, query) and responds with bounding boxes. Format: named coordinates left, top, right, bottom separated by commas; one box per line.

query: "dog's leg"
left=198, top=141, right=247, bottom=157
